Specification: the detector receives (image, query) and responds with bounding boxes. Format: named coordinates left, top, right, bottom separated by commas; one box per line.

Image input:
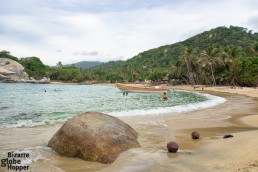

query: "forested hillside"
left=64, top=61, right=103, bottom=69
left=1, top=26, right=257, bottom=86
left=89, top=26, right=258, bottom=85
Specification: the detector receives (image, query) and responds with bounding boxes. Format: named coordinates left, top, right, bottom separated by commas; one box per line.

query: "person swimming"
left=162, top=92, right=168, bottom=100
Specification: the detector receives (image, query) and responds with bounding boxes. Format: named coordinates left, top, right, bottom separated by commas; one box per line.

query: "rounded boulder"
left=167, top=141, right=179, bottom=153
left=191, top=131, right=200, bottom=139
left=48, top=112, right=140, bottom=164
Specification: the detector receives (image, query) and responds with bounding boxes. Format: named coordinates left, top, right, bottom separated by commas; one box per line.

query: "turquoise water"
left=0, top=83, right=224, bottom=128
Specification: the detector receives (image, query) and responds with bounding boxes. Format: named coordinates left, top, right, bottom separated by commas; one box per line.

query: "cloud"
left=247, top=17, right=258, bottom=30
left=0, top=0, right=257, bottom=66
left=80, top=51, right=99, bottom=56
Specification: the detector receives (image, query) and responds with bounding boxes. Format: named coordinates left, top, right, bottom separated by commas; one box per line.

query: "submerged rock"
left=167, top=141, right=179, bottom=153
left=223, top=134, right=234, bottom=139
left=0, top=106, right=9, bottom=110
left=48, top=112, right=140, bottom=164
left=191, top=131, right=200, bottom=139
left=13, top=113, right=41, bottom=120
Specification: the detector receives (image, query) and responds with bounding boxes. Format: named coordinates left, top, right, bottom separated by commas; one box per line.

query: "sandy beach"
left=172, top=85, right=258, bottom=98
left=1, top=86, right=258, bottom=171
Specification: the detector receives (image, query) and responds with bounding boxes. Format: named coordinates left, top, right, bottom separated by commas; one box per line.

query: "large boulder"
left=48, top=112, right=140, bottom=164
left=0, top=58, right=28, bottom=80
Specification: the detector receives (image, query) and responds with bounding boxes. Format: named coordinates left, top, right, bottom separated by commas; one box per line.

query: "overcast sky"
left=0, top=0, right=257, bottom=66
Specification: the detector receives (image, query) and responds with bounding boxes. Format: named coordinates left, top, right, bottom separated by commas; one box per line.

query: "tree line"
left=1, top=44, right=257, bottom=86
left=171, top=44, right=258, bottom=86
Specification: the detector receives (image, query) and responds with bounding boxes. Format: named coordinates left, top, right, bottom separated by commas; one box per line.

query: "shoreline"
left=172, top=84, right=258, bottom=98
left=106, top=90, right=258, bottom=172
left=0, top=86, right=258, bottom=171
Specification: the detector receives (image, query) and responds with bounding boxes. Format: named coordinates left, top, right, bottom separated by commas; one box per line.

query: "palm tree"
left=56, top=61, right=63, bottom=67
left=247, top=42, right=258, bottom=57
left=221, top=46, right=239, bottom=65
left=179, top=48, right=198, bottom=85
left=222, top=46, right=241, bottom=85
left=199, top=45, right=222, bottom=86
left=171, top=60, right=189, bottom=85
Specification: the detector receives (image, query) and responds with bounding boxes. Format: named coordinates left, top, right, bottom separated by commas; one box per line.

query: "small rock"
left=191, top=131, right=200, bottom=139
left=167, top=141, right=179, bottom=153
left=223, top=134, right=234, bottom=139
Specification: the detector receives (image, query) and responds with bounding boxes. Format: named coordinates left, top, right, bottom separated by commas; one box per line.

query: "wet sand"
left=1, top=90, right=258, bottom=171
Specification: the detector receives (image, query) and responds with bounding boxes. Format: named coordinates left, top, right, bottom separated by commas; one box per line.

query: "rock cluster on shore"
left=0, top=58, right=50, bottom=83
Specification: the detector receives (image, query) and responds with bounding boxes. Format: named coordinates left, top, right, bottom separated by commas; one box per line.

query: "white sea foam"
left=109, top=91, right=226, bottom=116
left=3, top=119, right=50, bottom=128
left=2, top=116, right=73, bottom=128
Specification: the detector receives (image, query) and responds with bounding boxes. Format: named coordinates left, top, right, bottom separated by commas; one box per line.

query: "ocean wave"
left=2, top=119, right=55, bottom=128
left=108, top=91, right=226, bottom=116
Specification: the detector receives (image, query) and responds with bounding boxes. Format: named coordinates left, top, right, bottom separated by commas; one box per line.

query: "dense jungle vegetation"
left=1, top=26, right=258, bottom=86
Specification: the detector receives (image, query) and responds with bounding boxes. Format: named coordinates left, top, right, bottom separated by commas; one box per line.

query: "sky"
left=0, top=0, right=258, bottom=66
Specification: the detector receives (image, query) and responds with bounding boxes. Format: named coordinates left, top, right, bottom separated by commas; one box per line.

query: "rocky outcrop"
left=0, top=58, right=50, bottom=83
left=48, top=112, right=140, bottom=164
left=0, top=58, right=28, bottom=81
left=0, top=74, right=9, bottom=79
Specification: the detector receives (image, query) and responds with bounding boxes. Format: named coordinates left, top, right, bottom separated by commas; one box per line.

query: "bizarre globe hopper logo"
left=0, top=151, right=30, bottom=171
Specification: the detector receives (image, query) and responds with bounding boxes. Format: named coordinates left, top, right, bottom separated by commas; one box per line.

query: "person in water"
left=162, top=92, right=168, bottom=100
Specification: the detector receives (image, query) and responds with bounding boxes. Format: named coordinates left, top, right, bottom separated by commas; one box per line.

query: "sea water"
left=0, top=83, right=225, bottom=128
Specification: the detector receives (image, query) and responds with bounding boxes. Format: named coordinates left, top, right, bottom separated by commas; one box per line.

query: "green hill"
left=64, top=61, right=103, bottom=69
left=89, top=26, right=258, bottom=84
